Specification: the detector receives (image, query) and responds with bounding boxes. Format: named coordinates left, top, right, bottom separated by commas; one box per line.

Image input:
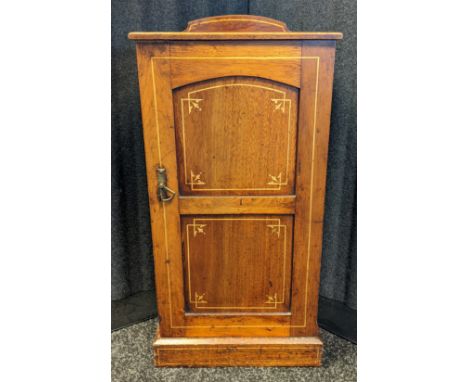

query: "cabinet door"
left=136, top=41, right=336, bottom=337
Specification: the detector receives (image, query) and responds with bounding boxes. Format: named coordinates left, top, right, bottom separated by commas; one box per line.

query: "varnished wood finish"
left=178, top=195, right=296, bottom=215
left=164, top=42, right=303, bottom=88
left=154, top=327, right=323, bottom=367
left=174, top=76, right=298, bottom=196
left=131, top=15, right=340, bottom=366
left=185, top=15, right=289, bottom=32
left=181, top=215, right=293, bottom=313
left=129, top=16, right=341, bottom=41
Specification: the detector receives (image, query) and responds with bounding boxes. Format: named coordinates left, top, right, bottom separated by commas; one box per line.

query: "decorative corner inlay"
left=192, top=223, right=207, bottom=237
left=194, top=292, right=207, bottom=307
left=190, top=171, right=206, bottom=187
left=267, top=173, right=282, bottom=186
left=188, top=98, right=203, bottom=114
left=265, top=293, right=278, bottom=307
left=271, top=98, right=289, bottom=113
left=267, top=223, right=282, bottom=238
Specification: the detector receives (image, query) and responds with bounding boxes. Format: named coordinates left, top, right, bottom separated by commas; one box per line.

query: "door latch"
left=157, top=166, right=176, bottom=202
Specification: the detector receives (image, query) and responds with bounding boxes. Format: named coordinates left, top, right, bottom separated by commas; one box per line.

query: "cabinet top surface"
left=128, top=15, right=343, bottom=41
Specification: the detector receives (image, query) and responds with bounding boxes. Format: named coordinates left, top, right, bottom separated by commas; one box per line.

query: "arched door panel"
left=173, top=76, right=298, bottom=196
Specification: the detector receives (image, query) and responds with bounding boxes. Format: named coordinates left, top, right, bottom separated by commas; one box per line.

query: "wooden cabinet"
left=129, top=15, right=342, bottom=367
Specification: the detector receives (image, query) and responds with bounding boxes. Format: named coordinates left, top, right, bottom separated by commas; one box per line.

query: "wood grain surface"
left=173, top=76, right=298, bottom=196
left=131, top=15, right=339, bottom=366
left=181, top=215, right=293, bottom=313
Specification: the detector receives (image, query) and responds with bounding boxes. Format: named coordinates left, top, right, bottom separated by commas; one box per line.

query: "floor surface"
left=112, top=318, right=356, bottom=381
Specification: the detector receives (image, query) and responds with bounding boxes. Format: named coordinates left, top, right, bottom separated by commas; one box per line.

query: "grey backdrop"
left=112, top=0, right=356, bottom=315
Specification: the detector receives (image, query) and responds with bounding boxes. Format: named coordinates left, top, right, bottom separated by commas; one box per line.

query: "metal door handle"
left=157, top=166, right=176, bottom=202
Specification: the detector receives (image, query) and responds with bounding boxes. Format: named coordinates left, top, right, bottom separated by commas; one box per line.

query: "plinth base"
left=153, top=325, right=323, bottom=367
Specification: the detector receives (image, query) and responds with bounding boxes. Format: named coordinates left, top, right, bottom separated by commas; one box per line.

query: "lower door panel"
left=181, top=215, right=293, bottom=314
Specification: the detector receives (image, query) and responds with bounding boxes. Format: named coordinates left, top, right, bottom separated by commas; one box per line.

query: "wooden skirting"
left=153, top=324, right=323, bottom=367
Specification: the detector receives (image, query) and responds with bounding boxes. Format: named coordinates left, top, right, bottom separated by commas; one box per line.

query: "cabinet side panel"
left=290, top=41, right=337, bottom=337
